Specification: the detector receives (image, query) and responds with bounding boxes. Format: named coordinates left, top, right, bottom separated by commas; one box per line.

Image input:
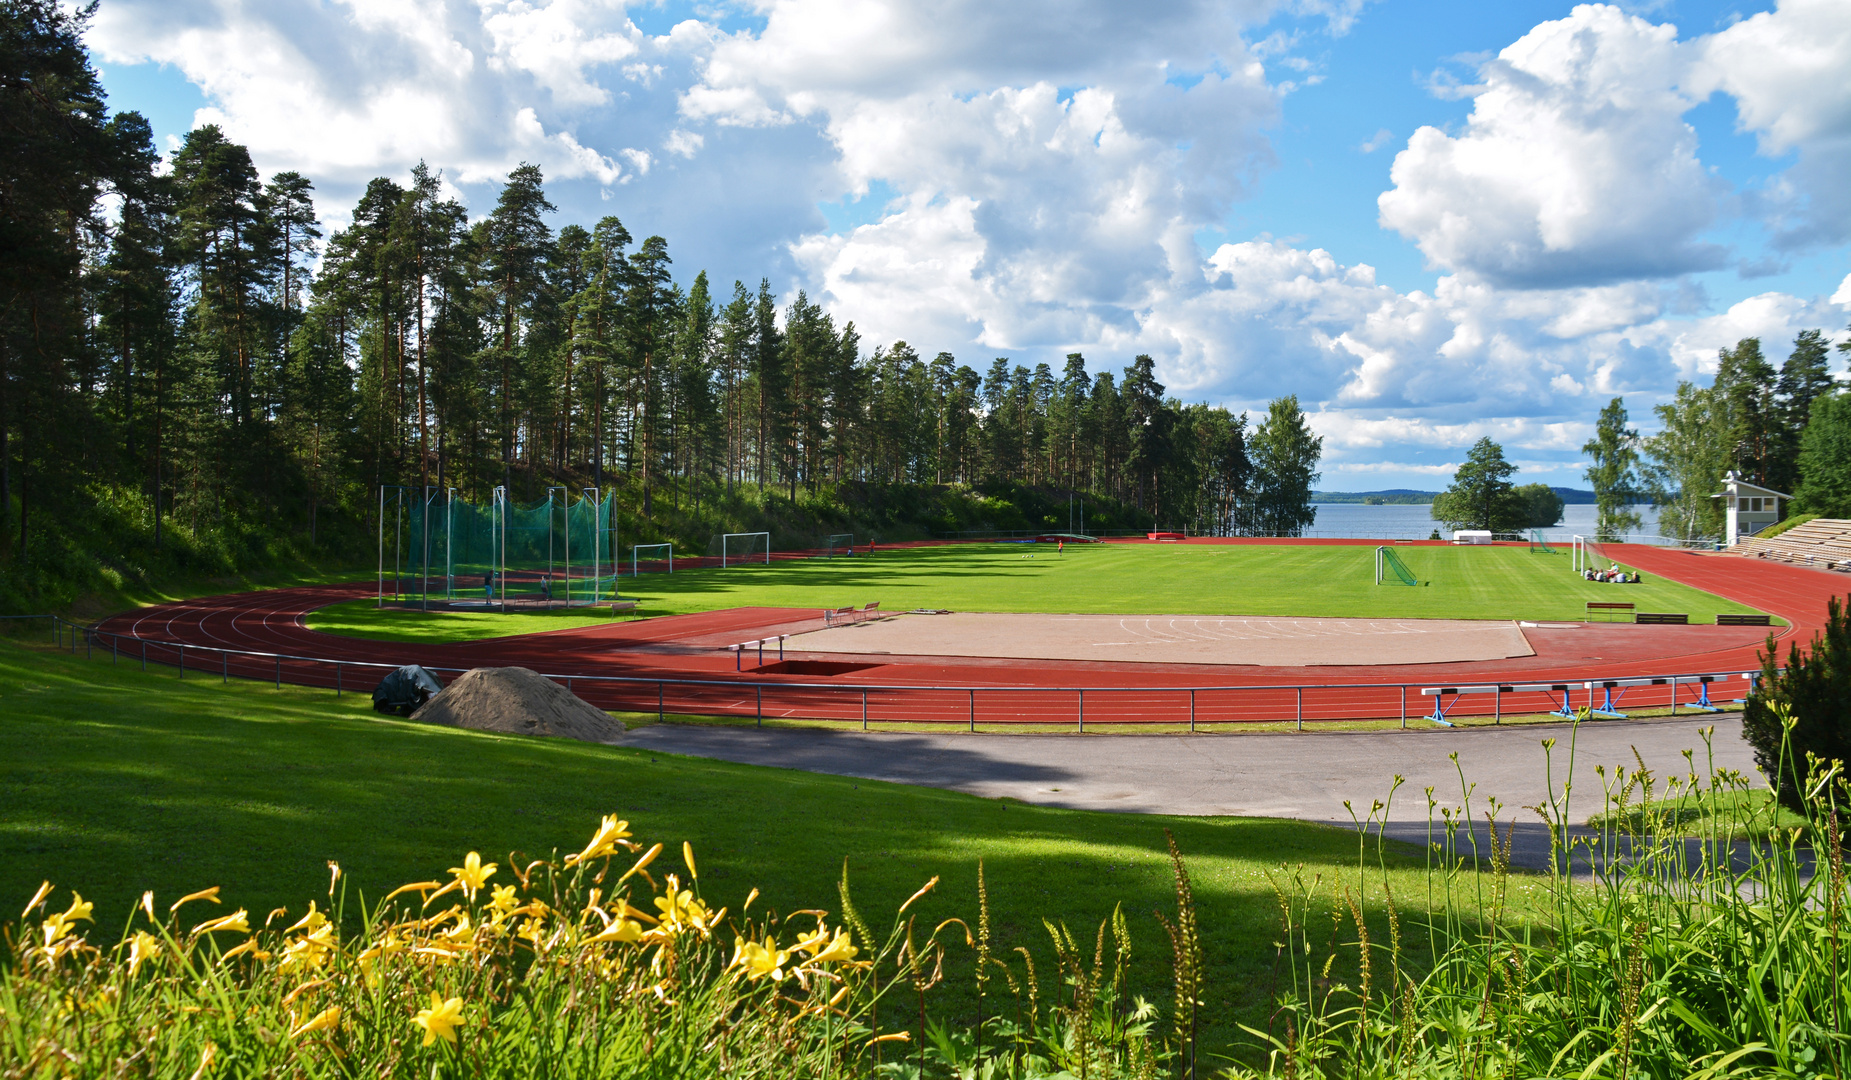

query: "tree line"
left=0, top=2, right=1328, bottom=598
left=1579, top=331, right=1849, bottom=541
left=1431, top=330, right=1847, bottom=540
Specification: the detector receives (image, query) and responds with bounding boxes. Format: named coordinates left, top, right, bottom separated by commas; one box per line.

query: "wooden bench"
left=860, top=602, right=881, bottom=620
left=1634, top=612, right=1688, bottom=625
left=1716, top=613, right=1772, bottom=627
left=1585, top=601, right=1635, bottom=621
left=824, top=606, right=855, bottom=626
left=609, top=600, right=639, bottom=616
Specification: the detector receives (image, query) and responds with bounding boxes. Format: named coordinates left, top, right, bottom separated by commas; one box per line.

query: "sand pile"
left=411, top=667, right=625, bottom=743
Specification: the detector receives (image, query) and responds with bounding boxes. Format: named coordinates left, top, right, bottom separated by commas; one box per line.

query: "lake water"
left=1299, top=503, right=1665, bottom=543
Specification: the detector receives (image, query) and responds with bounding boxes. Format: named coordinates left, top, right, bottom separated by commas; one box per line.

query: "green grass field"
left=0, top=638, right=1546, bottom=1041
left=312, top=540, right=1769, bottom=642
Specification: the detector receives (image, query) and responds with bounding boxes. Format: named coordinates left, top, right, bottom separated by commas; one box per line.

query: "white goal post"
left=722, top=531, right=770, bottom=568
left=632, top=542, right=673, bottom=576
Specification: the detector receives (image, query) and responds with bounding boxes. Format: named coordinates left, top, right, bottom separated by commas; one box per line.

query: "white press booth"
left=1712, top=472, right=1787, bottom=546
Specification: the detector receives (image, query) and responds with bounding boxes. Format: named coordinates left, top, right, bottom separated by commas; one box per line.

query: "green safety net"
left=1378, top=546, right=1418, bottom=586
left=382, top=489, right=617, bottom=608
left=1530, top=530, right=1557, bottom=554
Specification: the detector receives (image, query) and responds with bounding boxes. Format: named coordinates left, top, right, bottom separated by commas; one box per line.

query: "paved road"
left=615, top=716, right=1762, bottom=870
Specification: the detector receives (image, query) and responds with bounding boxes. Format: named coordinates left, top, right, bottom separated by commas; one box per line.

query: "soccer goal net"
left=716, top=531, right=770, bottom=568
left=632, top=543, right=673, bottom=577
left=1529, top=530, right=1557, bottom=554
left=825, top=533, right=855, bottom=557
left=1574, top=535, right=1612, bottom=573
left=1376, top=546, right=1418, bottom=586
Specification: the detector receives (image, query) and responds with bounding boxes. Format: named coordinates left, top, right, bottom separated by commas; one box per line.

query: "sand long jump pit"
left=784, top=612, right=1535, bottom=667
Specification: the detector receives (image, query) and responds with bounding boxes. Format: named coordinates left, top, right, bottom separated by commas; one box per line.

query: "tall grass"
left=4, top=711, right=1846, bottom=1077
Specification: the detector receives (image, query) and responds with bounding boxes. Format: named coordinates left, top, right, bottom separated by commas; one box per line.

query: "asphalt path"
left=615, top=715, right=1763, bottom=870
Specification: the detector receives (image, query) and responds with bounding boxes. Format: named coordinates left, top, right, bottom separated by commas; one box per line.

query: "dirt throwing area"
left=786, top=612, right=1536, bottom=667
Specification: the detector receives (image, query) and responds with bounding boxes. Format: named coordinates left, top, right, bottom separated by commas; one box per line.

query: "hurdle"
left=1421, top=682, right=1578, bottom=726
left=1584, top=673, right=1751, bottom=718
left=729, top=635, right=790, bottom=670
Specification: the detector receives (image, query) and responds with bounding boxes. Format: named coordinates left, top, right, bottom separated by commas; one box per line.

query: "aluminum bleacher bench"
left=1634, top=612, right=1688, bottom=625
left=1585, top=601, right=1634, bottom=621
left=1716, top=613, right=1771, bottom=626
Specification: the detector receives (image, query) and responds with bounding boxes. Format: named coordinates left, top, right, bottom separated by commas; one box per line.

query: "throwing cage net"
left=1529, top=530, right=1557, bottom=554
left=1375, top=545, right=1418, bottom=586
left=379, top=486, right=618, bottom=610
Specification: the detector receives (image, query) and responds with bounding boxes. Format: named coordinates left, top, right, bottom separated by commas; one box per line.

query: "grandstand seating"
left=1732, top=518, right=1851, bottom=572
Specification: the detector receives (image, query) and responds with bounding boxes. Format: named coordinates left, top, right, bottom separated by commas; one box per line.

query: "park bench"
left=824, top=606, right=856, bottom=626
left=1716, top=613, right=1772, bottom=626
left=860, top=602, right=881, bottom=620
left=610, top=599, right=639, bottom=616
left=1634, top=612, right=1688, bottom=625
left=1585, top=601, right=1634, bottom=621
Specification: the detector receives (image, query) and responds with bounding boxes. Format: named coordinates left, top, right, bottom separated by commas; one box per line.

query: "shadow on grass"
left=0, top=637, right=1465, bottom=1041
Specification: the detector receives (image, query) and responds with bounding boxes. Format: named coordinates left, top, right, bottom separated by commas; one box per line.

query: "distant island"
left=1314, top=488, right=1599, bottom=505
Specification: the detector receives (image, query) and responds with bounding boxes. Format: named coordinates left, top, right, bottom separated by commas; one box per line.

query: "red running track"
left=88, top=543, right=1848, bottom=728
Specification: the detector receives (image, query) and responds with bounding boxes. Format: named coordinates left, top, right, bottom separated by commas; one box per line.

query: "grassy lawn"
left=0, top=638, right=1550, bottom=1040
left=309, top=541, right=1770, bottom=643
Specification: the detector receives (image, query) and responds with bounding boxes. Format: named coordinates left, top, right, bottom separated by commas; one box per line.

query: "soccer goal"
left=1529, top=530, right=1557, bottom=554
left=825, top=533, right=855, bottom=557
left=1375, top=545, right=1418, bottom=586
left=721, top=531, right=770, bottom=568
left=632, top=543, right=673, bottom=577
left=1573, top=535, right=1612, bottom=573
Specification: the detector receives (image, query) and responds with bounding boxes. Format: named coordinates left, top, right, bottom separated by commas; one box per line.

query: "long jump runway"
left=89, top=543, right=1844, bottom=726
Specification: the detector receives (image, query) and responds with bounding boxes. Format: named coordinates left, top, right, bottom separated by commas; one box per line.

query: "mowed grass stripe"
left=0, top=639, right=1506, bottom=1038
left=315, top=542, right=1768, bottom=643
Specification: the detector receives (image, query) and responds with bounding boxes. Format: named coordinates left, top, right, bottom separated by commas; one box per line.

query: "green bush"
left=1742, top=594, right=1851, bottom=811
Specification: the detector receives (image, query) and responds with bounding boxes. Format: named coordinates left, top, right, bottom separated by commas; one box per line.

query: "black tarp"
left=372, top=665, right=444, bottom=716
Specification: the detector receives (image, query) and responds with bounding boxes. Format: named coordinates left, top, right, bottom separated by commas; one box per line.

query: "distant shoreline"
left=1313, top=487, right=1603, bottom=506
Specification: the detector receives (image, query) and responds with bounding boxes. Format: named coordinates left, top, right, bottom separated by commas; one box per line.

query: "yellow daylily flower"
left=730, top=934, right=791, bottom=982
left=413, top=992, right=464, bottom=1046
left=169, top=886, right=221, bottom=914
left=806, top=928, right=860, bottom=965
left=279, top=924, right=336, bottom=972
left=447, top=852, right=497, bottom=901
left=618, top=843, right=663, bottom=885
left=20, top=880, right=53, bottom=921
left=589, top=917, right=644, bottom=944
left=139, top=891, right=155, bottom=921
left=287, top=901, right=327, bottom=935
left=290, top=1005, right=341, bottom=1039
left=192, top=910, right=251, bottom=936
left=566, top=815, right=632, bottom=865
left=61, top=893, right=94, bottom=925
left=652, top=874, right=717, bottom=936
left=489, top=884, right=520, bottom=915
left=41, top=914, right=74, bottom=949
left=219, top=938, right=271, bottom=964
left=127, top=931, right=162, bottom=975
left=682, top=841, right=697, bottom=880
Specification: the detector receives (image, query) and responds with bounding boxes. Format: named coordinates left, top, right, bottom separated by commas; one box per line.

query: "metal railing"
left=9, top=614, right=1758, bottom=732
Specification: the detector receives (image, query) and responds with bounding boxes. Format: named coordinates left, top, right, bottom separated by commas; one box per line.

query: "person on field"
left=1058, top=538, right=1064, bottom=556
left=484, top=570, right=495, bottom=599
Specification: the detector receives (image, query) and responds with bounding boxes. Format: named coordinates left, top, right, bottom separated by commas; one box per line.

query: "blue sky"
left=88, top=0, right=1851, bottom=491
